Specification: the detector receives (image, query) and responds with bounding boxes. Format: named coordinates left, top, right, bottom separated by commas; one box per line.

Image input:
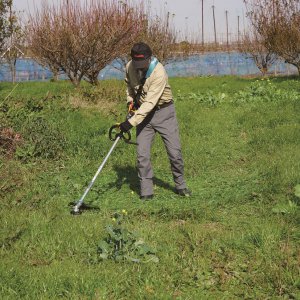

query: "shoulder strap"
left=134, top=57, right=159, bottom=108
left=145, top=57, right=159, bottom=78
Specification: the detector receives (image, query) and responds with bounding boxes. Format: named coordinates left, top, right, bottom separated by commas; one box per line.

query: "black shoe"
left=140, top=195, right=153, bottom=201
left=176, top=188, right=192, bottom=197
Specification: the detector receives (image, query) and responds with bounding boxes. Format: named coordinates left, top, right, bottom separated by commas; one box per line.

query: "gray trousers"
left=136, top=103, right=187, bottom=196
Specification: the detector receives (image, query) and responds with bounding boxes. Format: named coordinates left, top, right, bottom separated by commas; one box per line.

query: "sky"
left=13, top=0, right=247, bottom=43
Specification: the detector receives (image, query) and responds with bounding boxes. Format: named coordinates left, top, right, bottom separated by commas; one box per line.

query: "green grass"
left=1, top=76, right=300, bottom=299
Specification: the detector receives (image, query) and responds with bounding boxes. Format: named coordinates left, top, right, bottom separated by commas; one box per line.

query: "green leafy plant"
left=232, top=79, right=300, bottom=104
left=271, top=200, right=298, bottom=214
left=98, top=210, right=159, bottom=263
left=294, top=184, right=300, bottom=199
left=175, top=90, right=226, bottom=106
left=271, top=185, right=300, bottom=214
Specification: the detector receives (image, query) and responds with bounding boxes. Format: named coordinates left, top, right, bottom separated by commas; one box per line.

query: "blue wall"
left=0, top=52, right=297, bottom=82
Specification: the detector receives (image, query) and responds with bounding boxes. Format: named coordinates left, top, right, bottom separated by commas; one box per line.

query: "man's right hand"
left=127, top=101, right=134, bottom=109
left=126, top=101, right=136, bottom=120
left=119, top=120, right=133, bottom=133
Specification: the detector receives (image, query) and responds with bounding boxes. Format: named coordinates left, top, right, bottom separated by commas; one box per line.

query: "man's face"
left=137, top=67, right=148, bottom=79
left=134, top=58, right=151, bottom=79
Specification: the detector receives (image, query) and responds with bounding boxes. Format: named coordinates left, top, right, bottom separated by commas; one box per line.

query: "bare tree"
left=28, top=0, right=146, bottom=86
left=0, top=0, right=12, bottom=54
left=83, top=0, right=147, bottom=85
left=272, top=2, right=300, bottom=74
left=0, top=0, right=26, bottom=83
left=2, top=3, right=25, bottom=83
left=141, top=12, right=177, bottom=65
left=244, top=0, right=300, bottom=75
left=28, top=1, right=85, bottom=86
left=239, top=28, right=278, bottom=76
left=115, top=9, right=195, bottom=73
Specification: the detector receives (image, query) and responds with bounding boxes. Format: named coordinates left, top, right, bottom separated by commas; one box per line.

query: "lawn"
left=0, top=76, right=299, bottom=299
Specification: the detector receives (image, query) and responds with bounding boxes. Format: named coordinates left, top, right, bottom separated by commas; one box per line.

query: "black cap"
left=130, top=42, right=152, bottom=69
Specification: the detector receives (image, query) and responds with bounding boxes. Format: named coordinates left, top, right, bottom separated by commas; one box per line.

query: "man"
left=119, top=42, right=191, bottom=200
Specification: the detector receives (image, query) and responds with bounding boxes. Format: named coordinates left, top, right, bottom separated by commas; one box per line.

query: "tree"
left=244, top=0, right=300, bottom=75
left=271, top=3, right=300, bottom=74
left=0, top=0, right=12, bottom=54
left=2, top=1, right=24, bottom=83
left=141, top=12, right=177, bottom=65
left=28, top=0, right=146, bottom=86
left=0, top=0, right=24, bottom=83
left=114, top=10, right=195, bottom=73
left=239, top=28, right=278, bottom=76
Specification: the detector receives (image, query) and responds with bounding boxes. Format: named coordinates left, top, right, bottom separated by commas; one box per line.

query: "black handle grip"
left=109, top=124, right=131, bottom=142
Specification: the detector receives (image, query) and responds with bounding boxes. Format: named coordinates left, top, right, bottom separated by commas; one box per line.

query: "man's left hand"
left=119, top=120, right=133, bottom=133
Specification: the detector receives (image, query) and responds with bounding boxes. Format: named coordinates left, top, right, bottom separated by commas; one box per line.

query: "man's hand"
left=119, top=120, right=133, bottom=133
left=126, top=101, right=137, bottom=120
left=127, top=101, right=134, bottom=109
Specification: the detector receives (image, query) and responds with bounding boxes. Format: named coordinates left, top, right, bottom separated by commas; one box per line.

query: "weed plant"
left=97, top=210, right=158, bottom=263
left=0, top=76, right=299, bottom=299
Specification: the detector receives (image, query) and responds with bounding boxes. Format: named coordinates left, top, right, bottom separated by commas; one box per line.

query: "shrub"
left=0, top=96, right=68, bottom=161
left=16, top=116, right=67, bottom=161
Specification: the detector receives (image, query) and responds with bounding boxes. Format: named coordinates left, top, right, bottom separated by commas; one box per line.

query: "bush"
left=16, top=116, right=67, bottom=161
left=0, top=96, right=68, bottom=161
left=80, top=80, right=125, bottom=104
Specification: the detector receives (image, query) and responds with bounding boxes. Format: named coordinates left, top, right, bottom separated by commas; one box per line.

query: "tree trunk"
left=67, top=70, right=83, bottom=87
left=51, top=67, right=59, bottom=81
left=89, top=76, right=99, bottom=86
left=13, top=59, right=17, bottom=83
left=296, top=64, right=300, bottom=76
left=85, top=71, right=100, bottom=86
left=261, top=66, right=268, bottom=77
left=91, top=78, right=99, bottom=86
left=8, top=57, right=17, bottom=83
left=285, top=59, right=300, bottom=76
left=70, top=77, right=80, bottom=87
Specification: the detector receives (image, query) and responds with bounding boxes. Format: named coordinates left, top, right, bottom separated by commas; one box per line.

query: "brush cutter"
left=70, top=124, right=132, bottom=215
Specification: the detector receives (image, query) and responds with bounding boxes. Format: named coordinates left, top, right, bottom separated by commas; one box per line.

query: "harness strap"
left=146, top=57, right=159, bottom=78
left=134, top=57, right=159, bottom=108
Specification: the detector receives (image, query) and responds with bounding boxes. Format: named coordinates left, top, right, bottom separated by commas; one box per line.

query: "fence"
left=0, top=52, right=297, bottom=82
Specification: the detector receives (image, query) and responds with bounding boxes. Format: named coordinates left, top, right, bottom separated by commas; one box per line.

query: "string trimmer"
left=70, top=124, right=132, bottom=215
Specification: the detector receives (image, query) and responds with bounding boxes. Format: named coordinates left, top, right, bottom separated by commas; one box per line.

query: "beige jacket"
left=125, top=60, right=173, bottom=127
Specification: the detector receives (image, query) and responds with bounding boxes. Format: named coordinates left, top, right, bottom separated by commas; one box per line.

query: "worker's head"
left=130, top=42, right=152, bottom=73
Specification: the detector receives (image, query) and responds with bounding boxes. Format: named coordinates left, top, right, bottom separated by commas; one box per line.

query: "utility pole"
left=185, top=16, right=188, bottom=41
left=242, top=10, right=246, bottom=37
left=225, top=10, right=229, bottom=48
left=212, top=5, right=217, bottom=44
left=201, top=0, right=204, bottom=47
left=166, top=11, right=170, bottom=34
left=66, top=0, right=70, bottom=16
left=237, top=15, right=240, bottom=45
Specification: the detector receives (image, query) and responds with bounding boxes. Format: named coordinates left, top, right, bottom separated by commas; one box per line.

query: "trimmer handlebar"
left=109, top=124, right=131, bottom=142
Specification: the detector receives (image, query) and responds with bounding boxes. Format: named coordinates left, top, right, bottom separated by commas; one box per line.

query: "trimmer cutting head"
left=70, top=207, right=81, bottom=215
left=69, top=202, right=100, bottom=215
